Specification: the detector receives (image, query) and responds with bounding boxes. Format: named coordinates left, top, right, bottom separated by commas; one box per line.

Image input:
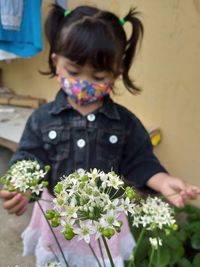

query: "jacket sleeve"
left=120, top=115, right=168, bottom=191
left=9, top=111, right=49, bottom=169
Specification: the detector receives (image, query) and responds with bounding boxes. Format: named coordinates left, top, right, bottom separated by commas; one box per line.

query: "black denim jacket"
left=10, top=90, right=167, bottom=195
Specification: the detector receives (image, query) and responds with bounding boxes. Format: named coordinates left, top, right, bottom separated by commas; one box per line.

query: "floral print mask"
left=57, top=75, right=112, bottom=105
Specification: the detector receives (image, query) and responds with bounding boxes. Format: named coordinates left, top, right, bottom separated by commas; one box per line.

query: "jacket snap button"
left=109, top=135, right=118, bottom=144
left=77, top=139, right=86, bottom=148
left=87, top=114, right=96, bottom=122
left=48, top=130, right=57, bottom=140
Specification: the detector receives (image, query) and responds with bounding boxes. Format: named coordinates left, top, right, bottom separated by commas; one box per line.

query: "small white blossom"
left=100, top=210, right=120, bottom=228
left=45, top=262, right=62, bottom=267
left=87, top=168, right=101, bottom=179
left=119, top=197, right=136, bottom=215
left=107, top=172, right=124, bottom=189
left=149, top=237, right=162, bottom=250
left=74, top=221, right=95, bottom=243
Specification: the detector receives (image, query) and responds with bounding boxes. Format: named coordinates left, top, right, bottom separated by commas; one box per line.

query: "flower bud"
left=29, top=180, right=37, bottom=187
left=172, top=224, right=178, bottom=231
left=88, top=212, right=95, bottom=219
left=102, top=228, right=115, bottom=238
left=45, top=210, right=55, bottom=220
left=54, top=183, right=63, bottom=194
left=42, top=181, right=49, bottom=187
left=51, top=218, right=60, bottom=227
left=81, top=176, right=89, bottom=182
left=45, top=165, right=51, bottom=173
left=63, top=228, right=74, bottom=240
left=57, top=199, right=64, bottom=206
left=125, top=187, right=136, bottom=200
left=79, top=182, right=85, bottom=189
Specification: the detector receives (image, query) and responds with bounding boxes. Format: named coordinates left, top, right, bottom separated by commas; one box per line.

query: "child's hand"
left=146, top=173, right=200, bottom=207
left=0, top=190, right=29, bottom=216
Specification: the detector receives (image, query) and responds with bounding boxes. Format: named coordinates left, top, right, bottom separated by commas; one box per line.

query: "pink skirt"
left=22, top=188, right=135, bottom=267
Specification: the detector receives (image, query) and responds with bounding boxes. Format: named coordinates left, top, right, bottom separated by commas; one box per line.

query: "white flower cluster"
left=46, top=168, right=137, bottom=243
left=0, top=160, right=49, bottom=196
left=131, top=196, right=176, bottom=231
left=46, top=169, right=176, bottom=245
left=45, top=262, right=62, bottom=267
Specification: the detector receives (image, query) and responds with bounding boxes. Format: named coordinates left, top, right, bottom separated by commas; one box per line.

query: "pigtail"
left=44, top=4, right=66, bottom=76
left=122, top=8, right=144, bottom=94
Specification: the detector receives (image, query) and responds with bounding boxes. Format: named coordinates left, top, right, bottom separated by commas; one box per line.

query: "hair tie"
left=64, top=10, right=71, bottom=17
left=119, top=18, right=126, bottom=26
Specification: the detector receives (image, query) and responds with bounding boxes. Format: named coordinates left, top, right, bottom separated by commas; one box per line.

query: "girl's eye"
left=93, top=76, right=106, bottom=82
left=67, top=69, right=79, bottom=76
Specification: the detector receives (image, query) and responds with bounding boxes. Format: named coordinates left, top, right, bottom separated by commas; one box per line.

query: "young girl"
left=0, top=4, right=199, bottom=267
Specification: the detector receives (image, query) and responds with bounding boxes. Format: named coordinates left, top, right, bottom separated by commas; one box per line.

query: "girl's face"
left=52, top=54, right=115, bottom=85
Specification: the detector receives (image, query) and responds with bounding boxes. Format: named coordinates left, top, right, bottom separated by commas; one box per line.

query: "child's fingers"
left=181, top=186, right=200, bottom=200
left=8, top=197, right=28, bottom=215
left=0, top=190, right=17, bottom=200
left=3, top=193, right=22, bottom=210
left=191, top=186, right=200, bottom=195
left=16, top=205, right=27, bottom=216
left=171, top=194, right=186, bottom=208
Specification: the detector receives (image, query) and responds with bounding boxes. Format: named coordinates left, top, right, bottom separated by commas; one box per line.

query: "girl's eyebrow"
left=67, top=62, right=81, bottom=69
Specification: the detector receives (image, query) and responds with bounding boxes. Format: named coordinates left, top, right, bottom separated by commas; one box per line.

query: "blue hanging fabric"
left=0, top=0, right=42, bottom=58
left=0, top=0, right=24, bottom=31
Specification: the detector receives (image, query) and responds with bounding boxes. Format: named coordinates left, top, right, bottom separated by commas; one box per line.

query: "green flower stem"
left=107, top=187, right=112, bottom=196
left=88, top=243, right=103, bottom=267
left=148, top=247, right=155, bottom=267
left=31, top=195, right=52, bottom=203
left=48, top=244, right=60, bottom=263
left=37, top=200, right=70, bottom=267
left=98, top=238, right=106, bottom=267
left=128, top=227, right=145, bottom=267
left=110, top=189, right=120, bottom=200
left=156, top=235, right=160, bottom=266
left=102, top=235, right=115, bottom=267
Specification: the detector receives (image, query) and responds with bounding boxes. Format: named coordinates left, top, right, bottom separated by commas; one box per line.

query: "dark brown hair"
left=44, top=4, right=143, bottom=94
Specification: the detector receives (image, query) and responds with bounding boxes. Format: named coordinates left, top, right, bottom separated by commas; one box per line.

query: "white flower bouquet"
left=45, top=168, right=177, bottom=267
left=0, top=160, right=49, bottom=199
left=1, top=162, right=177, bottom=267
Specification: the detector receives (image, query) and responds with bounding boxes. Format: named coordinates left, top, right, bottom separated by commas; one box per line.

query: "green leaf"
left=151, top=245, right=170, bottom=267
left=134, top=259, right=149, bottom=267
left=192, top=253, right=200, bottom=267
left=169, top=245, right=184, bottom=265
left=134, top=236, right=150, bottom=261
left=176, top=205, right=200, bottom=219
left=177, top=258, right=192, bottom=267
left=190, top=222, right=200, bottom=233
left=164, top=233, right=182, bottom=249
left=176, top=229, right=187, bottom=242
left=191, top=232, right=200, bottom=250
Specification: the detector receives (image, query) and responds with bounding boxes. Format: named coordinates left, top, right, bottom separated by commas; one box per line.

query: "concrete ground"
left=0, top=147, right=35, bottom=267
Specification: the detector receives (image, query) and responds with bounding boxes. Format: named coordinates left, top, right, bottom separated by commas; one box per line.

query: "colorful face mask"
left=57, top=75, right=112, bottom=105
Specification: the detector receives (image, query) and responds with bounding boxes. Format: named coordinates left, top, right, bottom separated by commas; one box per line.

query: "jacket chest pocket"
left=41, top=125, right=70, bottom=162
left=96, top=129, right=125, bottom=164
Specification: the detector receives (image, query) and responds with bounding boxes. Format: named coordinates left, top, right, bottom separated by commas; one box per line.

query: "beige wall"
left=0, top=0, right=200, bottom=203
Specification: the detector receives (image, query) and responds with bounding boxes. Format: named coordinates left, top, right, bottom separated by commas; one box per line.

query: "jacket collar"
left=50, top=90, right=120, bottom=120
left=49, top=90, right=72, bottom=115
